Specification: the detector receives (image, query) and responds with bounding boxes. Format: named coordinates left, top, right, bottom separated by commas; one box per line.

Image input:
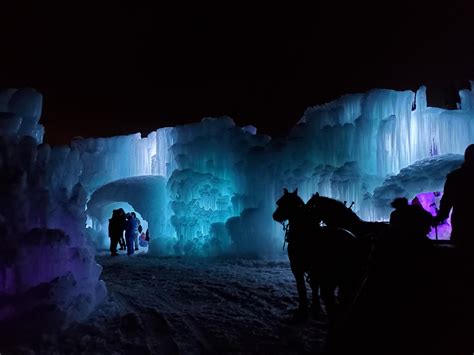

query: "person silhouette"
left=125, top=212, right=139, bottom=256
left=436, top=144, right=474, bottom=249
left=117, top=208, right=127, bottom=250
left=108, top=209, right=125, bottom=256
left=389, top=197, right=433, bottom=241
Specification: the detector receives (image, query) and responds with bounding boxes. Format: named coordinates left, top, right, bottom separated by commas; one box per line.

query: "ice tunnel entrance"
left=86, top=201, right=149, bottom=251
left=86, top=175, right=172, bottom=255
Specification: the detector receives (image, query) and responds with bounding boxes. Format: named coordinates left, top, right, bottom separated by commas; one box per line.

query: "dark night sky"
left=0, top=3, right=473, bottom=145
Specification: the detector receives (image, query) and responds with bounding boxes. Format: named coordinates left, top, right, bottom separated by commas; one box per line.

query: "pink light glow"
left=412, top=192, right=451, bottom=240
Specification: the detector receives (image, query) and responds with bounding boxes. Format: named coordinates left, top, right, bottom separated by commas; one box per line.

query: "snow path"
left=37, top=254, right=328, bottom=354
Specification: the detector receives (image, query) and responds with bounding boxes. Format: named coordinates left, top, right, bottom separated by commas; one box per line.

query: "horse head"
left=273, top=188, right=305, bottom=223
left=306, top=192, right=324, bottom=224
left=306, top=192, right=320, bottom=205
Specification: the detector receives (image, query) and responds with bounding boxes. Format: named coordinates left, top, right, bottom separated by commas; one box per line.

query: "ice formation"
left=86, top=176, right=167, bottom=252
left=75, top=83, right=474, bottom=255
left=0, top=89, right=105, bottom=333
left=2, top=82, right=474, bottom=331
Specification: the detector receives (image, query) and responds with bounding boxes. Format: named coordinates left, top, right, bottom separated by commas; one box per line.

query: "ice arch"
left=373, top=154, right=463, bottom=213
left=372, top=154, right=463, bottom=238
left=87, top=201, right=149, bottom=250
left=87, top=175, right=172, bottom=254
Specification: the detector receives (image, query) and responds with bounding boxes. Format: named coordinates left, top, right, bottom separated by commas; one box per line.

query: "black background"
left=1, top=3, right=473, bottom=145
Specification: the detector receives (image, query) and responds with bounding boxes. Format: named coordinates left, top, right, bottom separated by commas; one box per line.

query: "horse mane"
left=315, top=195, right=344, bottom=206
left=310, top=195, right=362, bottom=225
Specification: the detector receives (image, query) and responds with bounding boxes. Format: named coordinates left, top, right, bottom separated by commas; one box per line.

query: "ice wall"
left=166, top=118, right=275, bottom=256
left=5, top=82, right=473, bottom=338
left=68, top=126, right=176, bottom=194
left=0, top=88, right=44, bottom=143
left=75, top=84, right=474, bottom=255
left=460, top=81, right=474, bottom=111
left=72, top=128, right=178, bottom=250
left=283, top=86, right=474, bottom=219
left=0, top=90, right=105, bottom=333
left=2, top=83, right=474, bottom=335
left=4, top=82, right=474, bottom=292
left=78, top=117, right=279, bottom=256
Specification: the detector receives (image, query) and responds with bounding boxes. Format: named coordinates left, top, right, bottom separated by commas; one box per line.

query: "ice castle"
left=0, top=84, right=473, bottom=326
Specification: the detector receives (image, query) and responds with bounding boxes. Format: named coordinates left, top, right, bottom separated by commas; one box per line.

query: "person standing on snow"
left=125, top=212, right=139, bottom=256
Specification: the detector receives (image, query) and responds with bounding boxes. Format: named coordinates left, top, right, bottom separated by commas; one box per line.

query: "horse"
left=273, top=188, right=367, bottom=319
left=306, top=192, right=390, bottom=293
left=306, top=192, right=388, bottom=240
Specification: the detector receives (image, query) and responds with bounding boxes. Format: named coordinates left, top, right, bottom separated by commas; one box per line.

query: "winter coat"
left=439, top=164, right=474, bottom=245
left=108, top=217, right=125, bottom=240
left=125, top=217, right=139, bottom=239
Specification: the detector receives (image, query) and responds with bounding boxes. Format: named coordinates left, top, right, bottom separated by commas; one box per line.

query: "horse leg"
left=338, top=269, right=360, bottom=311
left=293, top=271, right=308, bottom=312
left=307, top=270, right=322, bottom=314
left=321, top=283, right=337, bottom=321
left=289, top=245, right=308, bottom=313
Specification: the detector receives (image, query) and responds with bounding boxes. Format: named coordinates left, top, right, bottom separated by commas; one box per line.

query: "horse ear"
left=293, top=188, right=298, bottom=194
left=313, top=192, right=319, bottom=197
left=283, top=188, right=289, bottom=195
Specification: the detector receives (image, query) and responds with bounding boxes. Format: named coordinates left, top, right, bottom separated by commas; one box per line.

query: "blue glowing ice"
left=2, top=82, right=474, bottom=329
left=72, top=83, right=474, bottom=255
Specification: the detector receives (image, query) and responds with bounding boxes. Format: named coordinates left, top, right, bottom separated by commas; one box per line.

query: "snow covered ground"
left=9, top=253, right=329, bottom=354
left=4, top=245, right=474, bottom=354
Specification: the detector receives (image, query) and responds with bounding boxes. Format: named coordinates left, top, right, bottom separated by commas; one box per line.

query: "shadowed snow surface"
left=18, top=255, right=328, bottom=354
